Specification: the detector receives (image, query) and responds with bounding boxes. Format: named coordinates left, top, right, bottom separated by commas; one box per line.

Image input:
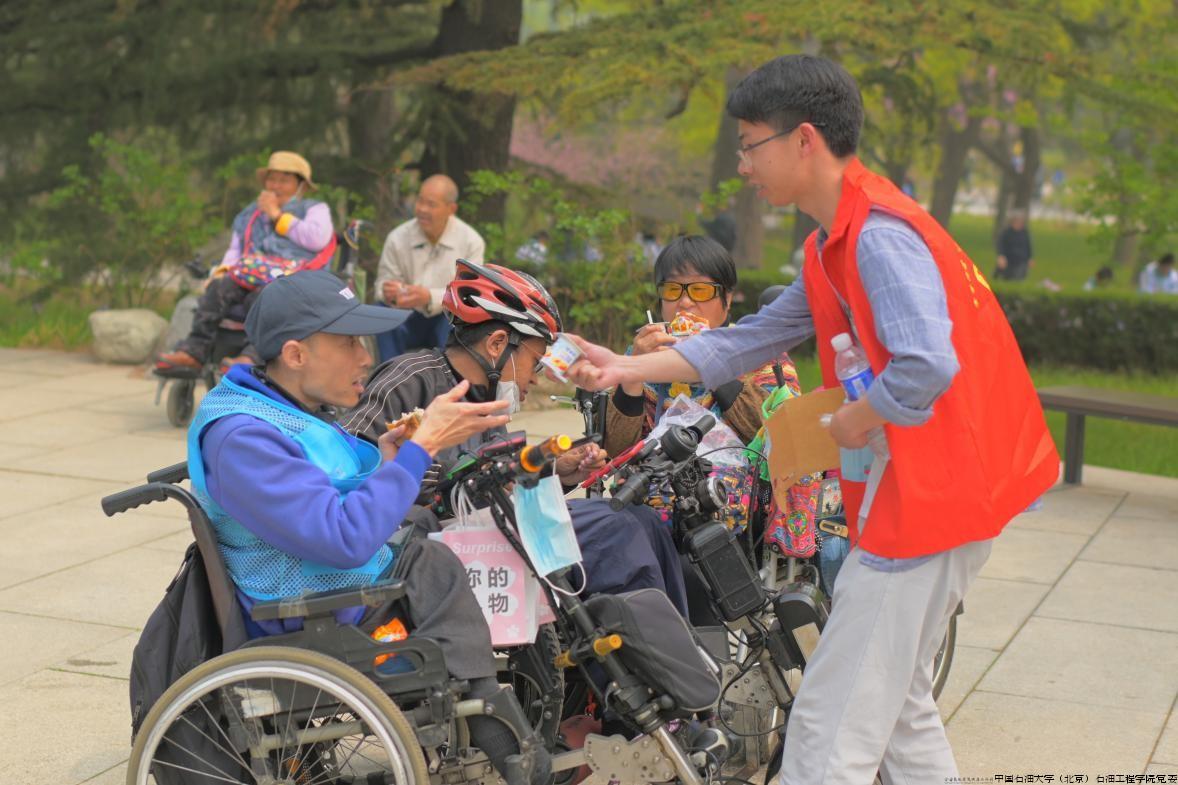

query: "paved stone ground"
left=0, top=348, right=1175, bottom=784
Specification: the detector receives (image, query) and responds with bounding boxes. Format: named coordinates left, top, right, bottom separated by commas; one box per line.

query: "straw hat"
left=256, top=151, right=315, bottom=190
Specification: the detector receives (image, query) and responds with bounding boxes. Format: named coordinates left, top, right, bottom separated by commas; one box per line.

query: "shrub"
left=995, top=286, right=1178, bottom=374
left=465, top=170, right=652, bottom=349
left=14, top=131, right=221, bottom=308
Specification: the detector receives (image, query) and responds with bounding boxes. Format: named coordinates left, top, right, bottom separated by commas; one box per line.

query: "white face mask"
left=493, top=355, right=521, bottom=416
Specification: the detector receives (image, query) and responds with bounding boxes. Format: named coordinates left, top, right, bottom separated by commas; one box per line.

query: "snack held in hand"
left=668, top=311, right=709, bottom=338
left=386, top=407, right=425, bottom=438
left=540, top=333, right=584, bottom=382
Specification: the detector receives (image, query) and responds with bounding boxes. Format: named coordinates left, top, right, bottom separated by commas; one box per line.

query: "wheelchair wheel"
left=127, top=646, right=428, bottom=785
left=501, top=623, right=564, bottom=748
left=166, top=379, right=196, bottom=428
left=930, top=613, right=957, bottom=700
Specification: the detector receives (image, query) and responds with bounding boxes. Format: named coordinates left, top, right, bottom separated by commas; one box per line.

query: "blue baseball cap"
left=246, top=270, right=411, bottom=361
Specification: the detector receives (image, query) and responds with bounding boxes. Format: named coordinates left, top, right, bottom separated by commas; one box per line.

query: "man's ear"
left=483, top=329, right=510, bottom=363
left=277, top=339, right=307, bottom=370
left=798, top=122, right=824, bottom=158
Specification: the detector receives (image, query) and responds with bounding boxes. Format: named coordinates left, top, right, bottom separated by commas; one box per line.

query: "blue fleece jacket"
left=200, top=365, right=432, bottom=637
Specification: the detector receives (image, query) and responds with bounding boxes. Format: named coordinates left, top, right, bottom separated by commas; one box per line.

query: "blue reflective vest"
left=187, top=377, right=391, bottom=601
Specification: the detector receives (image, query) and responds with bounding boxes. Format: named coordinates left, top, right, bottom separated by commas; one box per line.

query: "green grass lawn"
left=765, top=211, right=1130, bottom=293
left=789, top=353, right=1178, bottom=479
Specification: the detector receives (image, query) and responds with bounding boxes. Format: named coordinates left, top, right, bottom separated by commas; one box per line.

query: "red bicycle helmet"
left=442, top=259, right=563, bottom=342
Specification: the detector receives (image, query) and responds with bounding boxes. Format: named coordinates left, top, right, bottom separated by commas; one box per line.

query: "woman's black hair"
left=726, top=54, right=864, bottom=158
left=653, top=235, right=737, bottom=290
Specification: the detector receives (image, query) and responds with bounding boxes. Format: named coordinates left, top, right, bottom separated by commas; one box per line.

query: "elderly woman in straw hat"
left=156, top=151, right=336, bottom=373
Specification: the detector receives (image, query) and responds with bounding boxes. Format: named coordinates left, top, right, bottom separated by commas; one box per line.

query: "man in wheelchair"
left=340, top=260, right=690, bottom=614
left=187, top=269, right=551, bottom=785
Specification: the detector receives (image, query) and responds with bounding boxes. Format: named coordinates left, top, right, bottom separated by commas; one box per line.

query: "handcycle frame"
left=433, top=430, right=723, bottom=785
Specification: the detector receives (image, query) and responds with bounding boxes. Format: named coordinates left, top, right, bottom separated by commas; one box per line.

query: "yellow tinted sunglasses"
left=656, top=282, right=725, bottom=303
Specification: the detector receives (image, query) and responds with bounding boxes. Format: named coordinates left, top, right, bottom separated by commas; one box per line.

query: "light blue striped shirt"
left=674, top=209, right=960, bottom=569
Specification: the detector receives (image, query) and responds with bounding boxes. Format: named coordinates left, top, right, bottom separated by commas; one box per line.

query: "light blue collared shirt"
left=674, top=209, right=960, bottom=569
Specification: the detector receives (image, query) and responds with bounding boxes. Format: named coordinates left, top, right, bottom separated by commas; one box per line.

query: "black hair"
left=1160, top=253, right=1175, bottom=267
left=726, top=55, right=864, bottom=158
left=444, top=319, right=509, bottom=349
left=1095, top=265, right=1114, bottom=281
left=653, top=235, right=737, bottom=290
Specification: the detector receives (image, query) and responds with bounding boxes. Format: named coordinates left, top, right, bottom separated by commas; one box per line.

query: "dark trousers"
left=364, top=538, right=497, bottom=680
left=178, top=275, right=260, bottom=362
left=569, top=498, right=689, bottom=616
left=375, top=307, right=451, bottom=363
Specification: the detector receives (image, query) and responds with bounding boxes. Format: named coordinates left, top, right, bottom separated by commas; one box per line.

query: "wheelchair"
left=104, top=449, right=726, bottom=785
left=154, top=219, right=372, bottom=428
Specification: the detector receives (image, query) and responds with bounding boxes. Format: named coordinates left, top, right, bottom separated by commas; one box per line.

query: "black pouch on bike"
left=584, top=588, right=721, bottom=713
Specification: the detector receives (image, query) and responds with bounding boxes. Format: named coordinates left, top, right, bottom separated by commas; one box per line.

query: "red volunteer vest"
left=803, top=158, right=1059, bottom=558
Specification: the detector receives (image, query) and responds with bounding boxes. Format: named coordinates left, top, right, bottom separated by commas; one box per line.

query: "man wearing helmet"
left=341, top=260, right=689, bottom=612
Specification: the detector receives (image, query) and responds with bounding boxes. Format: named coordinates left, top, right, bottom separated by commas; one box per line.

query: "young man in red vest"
left=568, top=55, right=1058, bottom=784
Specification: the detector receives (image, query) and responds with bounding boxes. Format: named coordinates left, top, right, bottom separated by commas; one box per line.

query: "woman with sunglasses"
left=602, top=235, right=820, bottom=571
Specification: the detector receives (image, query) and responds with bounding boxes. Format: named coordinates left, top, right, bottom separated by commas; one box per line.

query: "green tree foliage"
left=464, top=169, right=651, bottom=348
left=411, top=0, right=1176, bottom=249
left=16, top=132, right=221, bottom=308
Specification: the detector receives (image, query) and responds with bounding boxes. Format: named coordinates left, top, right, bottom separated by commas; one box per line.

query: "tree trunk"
left=708, top=68, right=743, bottom=190
left=346, top=87, right=402, bottom=223
left=1011, top=125, right=1041, bottom=212
left=990, top=125, right=1041, bottom=240
left=1112, top=231, right=1140, bottom=268
left=420, top=0, right=522, bottom=225
left=732, top=187, right=763, bottom=269
left=884, top=161, right=909, bottom=189
left=929, top=109, right=981, bottom=228
left=708, top=66, right=762, bottom=269
left=993, top=164, right=1013, bottom=243
left=791, top=211, right=819, bottom=266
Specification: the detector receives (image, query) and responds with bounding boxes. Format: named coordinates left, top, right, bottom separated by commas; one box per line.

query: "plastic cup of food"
left=540, top=334, right=584, bottom=382
left=668, top=312, right=709, bottom=338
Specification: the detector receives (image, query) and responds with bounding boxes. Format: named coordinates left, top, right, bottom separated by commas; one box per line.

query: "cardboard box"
left=764, top=387, right=844, bottom=507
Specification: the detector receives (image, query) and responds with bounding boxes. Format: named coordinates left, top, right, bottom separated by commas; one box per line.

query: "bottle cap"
left=831, top=333, right=852, bottom=352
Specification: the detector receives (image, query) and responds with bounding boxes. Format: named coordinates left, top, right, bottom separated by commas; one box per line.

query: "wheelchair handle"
left=101, top=481, right=204, bottom=517
left=101, top=483, right=171, bottom=517
left=146, top=461, right=189, bottom=485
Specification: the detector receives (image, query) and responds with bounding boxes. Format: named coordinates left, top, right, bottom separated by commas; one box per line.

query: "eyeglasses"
left=513, top=342, right=548, bottom=375
left=657, top=282, right=726, bottom=303
left=737, top=121, right=824, bottom=165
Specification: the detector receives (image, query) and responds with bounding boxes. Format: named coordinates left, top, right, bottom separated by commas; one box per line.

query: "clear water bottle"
left=831, top=333, right=889, bottom=481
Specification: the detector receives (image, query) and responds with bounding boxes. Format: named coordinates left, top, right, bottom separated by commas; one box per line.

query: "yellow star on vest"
left=972, top=263, right=992, bottom=292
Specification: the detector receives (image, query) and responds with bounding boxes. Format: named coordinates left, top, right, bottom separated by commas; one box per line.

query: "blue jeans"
left=375, top=306, right=451, bottom=363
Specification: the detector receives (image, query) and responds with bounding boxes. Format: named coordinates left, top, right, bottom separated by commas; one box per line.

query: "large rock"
left=88, top=308, right=169, bottom=364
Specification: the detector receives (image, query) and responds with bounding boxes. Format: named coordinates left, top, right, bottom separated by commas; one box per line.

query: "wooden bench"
left=1037, top=386, right=1178, bottom=484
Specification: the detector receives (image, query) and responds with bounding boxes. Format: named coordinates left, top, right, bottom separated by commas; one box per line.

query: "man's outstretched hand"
left=565, top=334, right=626, bottom=391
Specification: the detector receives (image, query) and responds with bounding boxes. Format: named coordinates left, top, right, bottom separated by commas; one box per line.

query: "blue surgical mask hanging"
left=513, top=474, right=581, bottom=578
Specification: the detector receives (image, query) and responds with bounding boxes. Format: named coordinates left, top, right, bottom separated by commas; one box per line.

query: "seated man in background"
left=186, top=269, right=549, bottom=785
left=157, top=151, right=336, bottom=372
left=374, top=174, right=485, bottom=361
left=341, top=260, right=689, bottom=613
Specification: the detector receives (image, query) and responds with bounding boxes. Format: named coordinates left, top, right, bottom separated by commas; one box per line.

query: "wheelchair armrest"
left=250, top=578, right=407, bottom=622
left=146, top=462, right=189, bottom=485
